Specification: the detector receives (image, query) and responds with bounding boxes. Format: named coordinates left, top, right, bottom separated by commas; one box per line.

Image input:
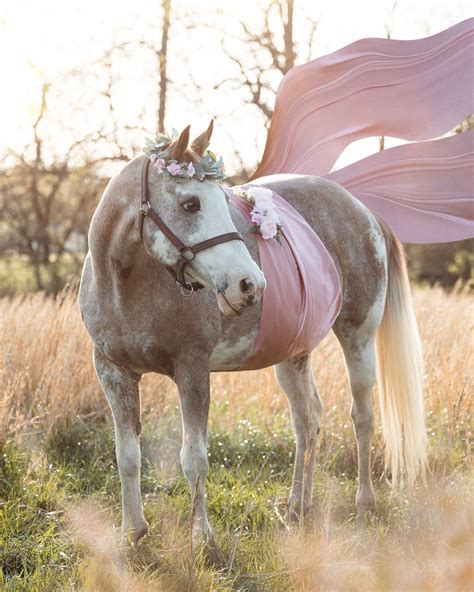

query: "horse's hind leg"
left=93, top=347, right=148, bottom=542
left=275, top=355, right=322, bottom=521
left=333, top=300, right=385, bottom=516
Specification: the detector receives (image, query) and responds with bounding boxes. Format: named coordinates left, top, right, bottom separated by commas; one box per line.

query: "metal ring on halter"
left=180, top=283, right=194, bottom=297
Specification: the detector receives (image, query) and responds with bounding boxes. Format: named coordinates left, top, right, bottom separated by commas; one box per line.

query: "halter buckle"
left=140, top=201, right=151, bottom=215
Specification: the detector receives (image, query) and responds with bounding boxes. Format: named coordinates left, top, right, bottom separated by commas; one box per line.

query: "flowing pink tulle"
left=252, top=18, right=474, bottom=244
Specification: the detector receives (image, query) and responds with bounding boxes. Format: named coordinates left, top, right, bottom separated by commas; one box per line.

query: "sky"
left=0, top=0, right=471, bottom=173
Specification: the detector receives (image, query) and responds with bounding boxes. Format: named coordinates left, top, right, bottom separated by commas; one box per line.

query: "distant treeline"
left=0, top=156, right=471, bottom=297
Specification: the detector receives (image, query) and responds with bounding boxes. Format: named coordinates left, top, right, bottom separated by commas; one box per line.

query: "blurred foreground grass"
left=0, top=286, right=472, bottom=591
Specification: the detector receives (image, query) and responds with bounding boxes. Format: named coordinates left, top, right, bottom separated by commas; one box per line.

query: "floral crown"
left=143, top=128, right=226, bottom=182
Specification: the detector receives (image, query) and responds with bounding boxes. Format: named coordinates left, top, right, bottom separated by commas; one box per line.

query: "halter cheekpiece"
left=139, top=157, right=244, bottom=293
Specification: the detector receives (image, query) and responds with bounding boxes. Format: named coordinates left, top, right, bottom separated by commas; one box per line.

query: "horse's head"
left=141, top=122, right=265, bottom=316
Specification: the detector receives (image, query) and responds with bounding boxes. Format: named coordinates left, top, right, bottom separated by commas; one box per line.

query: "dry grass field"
left=0, top=285, right=472, bottom=591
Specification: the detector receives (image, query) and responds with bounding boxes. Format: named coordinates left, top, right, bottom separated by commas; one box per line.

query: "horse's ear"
left=190, top=119, right=214, bottom=157
left=171, top=125, right=191, bottom=161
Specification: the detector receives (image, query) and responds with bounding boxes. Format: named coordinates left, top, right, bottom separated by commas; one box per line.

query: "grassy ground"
left=0, top=286, right=472, bottom=591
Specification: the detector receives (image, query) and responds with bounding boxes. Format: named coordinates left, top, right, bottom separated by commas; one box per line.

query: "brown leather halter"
left=139, top=157, right=244, bottom=293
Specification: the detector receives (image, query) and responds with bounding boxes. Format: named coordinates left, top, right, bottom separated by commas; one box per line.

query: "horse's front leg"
left=93, top=347, right=148, bottom=542
left=174, top=355, right=214, bottom=545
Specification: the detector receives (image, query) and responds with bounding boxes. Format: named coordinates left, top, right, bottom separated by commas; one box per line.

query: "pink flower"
left=149, top=154, right=158, bottom=163
left=154, top=158, right=166, bottom=173
left=167, top=163, right=182, bottom=176
left=251, top=211, right=265, bottom=225
left=187, top=162, right=195, bottom=177
left=260, top=220, right=278, bottom=240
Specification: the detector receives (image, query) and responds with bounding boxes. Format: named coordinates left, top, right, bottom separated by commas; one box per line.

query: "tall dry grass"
left=1, top=285, right=472, bottom=450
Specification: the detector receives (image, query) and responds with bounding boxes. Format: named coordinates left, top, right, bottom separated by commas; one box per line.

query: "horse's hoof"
left=121, top=520, right=149, bottom=545
left=355, top=503, right=376, bottom=528
left=192, top=525, right=216, bottom=549
left=192, top=527, right=224, bottom=565
left=133, top=522, right=149, bottom=543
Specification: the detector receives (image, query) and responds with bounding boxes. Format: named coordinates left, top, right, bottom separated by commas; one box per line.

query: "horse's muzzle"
left=216, top=273, right=265, bottom=316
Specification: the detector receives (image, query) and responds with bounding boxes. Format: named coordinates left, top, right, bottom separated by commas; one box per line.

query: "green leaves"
left=143, top=131, right=173, bottom=155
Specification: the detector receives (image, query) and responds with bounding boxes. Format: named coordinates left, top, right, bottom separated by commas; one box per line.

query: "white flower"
left=261, top=207, right=280, bottom=224
left=252, top=187, right=273, bottom=203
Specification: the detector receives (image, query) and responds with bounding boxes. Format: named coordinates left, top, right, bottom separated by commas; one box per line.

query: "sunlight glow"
left=0, top=0, right=471, bottom=171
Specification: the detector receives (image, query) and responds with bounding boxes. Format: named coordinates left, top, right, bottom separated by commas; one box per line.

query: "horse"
left=79, top=122, right=425, bottom=545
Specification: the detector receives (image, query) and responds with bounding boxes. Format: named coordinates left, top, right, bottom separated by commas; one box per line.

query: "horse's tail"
left=375, top=223, right=426, bottom=487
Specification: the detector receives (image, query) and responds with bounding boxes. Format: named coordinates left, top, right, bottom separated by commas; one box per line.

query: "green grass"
left=0, top=410, right=293, bottom=591
left=1, top=401, right=471, bottom=591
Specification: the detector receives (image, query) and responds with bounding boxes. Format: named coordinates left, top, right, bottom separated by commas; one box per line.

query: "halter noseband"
left=139, top=157, right=244, bottom=293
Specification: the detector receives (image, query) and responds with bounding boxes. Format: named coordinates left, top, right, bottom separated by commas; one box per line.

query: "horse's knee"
left=351, top=405, right=374, bottom=436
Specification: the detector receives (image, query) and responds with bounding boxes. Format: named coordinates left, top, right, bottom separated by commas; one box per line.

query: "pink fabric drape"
left=229, top=187, right=342, bottom=370
left=252, top=19, right=474, bottom=244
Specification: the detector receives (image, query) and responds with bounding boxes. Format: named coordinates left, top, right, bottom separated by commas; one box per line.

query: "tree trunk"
left=283, top=0, right=295, bottom=72
left=29, top=248, right=44, bottom=291
left=157, top=0, right=171, bottom=133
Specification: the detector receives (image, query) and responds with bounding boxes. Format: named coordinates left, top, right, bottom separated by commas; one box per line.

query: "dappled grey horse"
left=79, top=123, right=425, bottom=544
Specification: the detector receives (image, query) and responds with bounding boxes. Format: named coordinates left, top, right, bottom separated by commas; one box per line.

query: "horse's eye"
left=182, top=198, right=200, bottom=213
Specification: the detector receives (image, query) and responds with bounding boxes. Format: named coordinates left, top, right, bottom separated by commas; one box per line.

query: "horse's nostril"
left=240, top=278, right=255, bottom=294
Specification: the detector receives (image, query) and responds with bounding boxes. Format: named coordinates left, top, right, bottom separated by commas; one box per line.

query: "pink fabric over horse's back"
left=229, top=188, right=342, bottom=370
left=252, top=18, right=474, bottom=244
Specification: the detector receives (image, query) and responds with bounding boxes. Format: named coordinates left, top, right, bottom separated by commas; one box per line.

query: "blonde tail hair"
left=375, top=227, right=426, bottom=487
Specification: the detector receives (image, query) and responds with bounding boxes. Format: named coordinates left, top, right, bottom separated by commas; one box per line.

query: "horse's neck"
left=89, top=189, right=142, bottom=282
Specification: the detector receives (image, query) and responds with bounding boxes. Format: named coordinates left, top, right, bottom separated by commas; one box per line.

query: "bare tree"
left=186, top=1, right=317, bottom=126
left=175, top=1, right=318, bottom=177
left=94, top=2, right=172, bottom=136
left=0, top=69, right=130, bottom=292
left=158, top=0, right=171, bottom=132
left=0, top=2, right=177, bottom=293
left=219, top=0, right=297, bottom=121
